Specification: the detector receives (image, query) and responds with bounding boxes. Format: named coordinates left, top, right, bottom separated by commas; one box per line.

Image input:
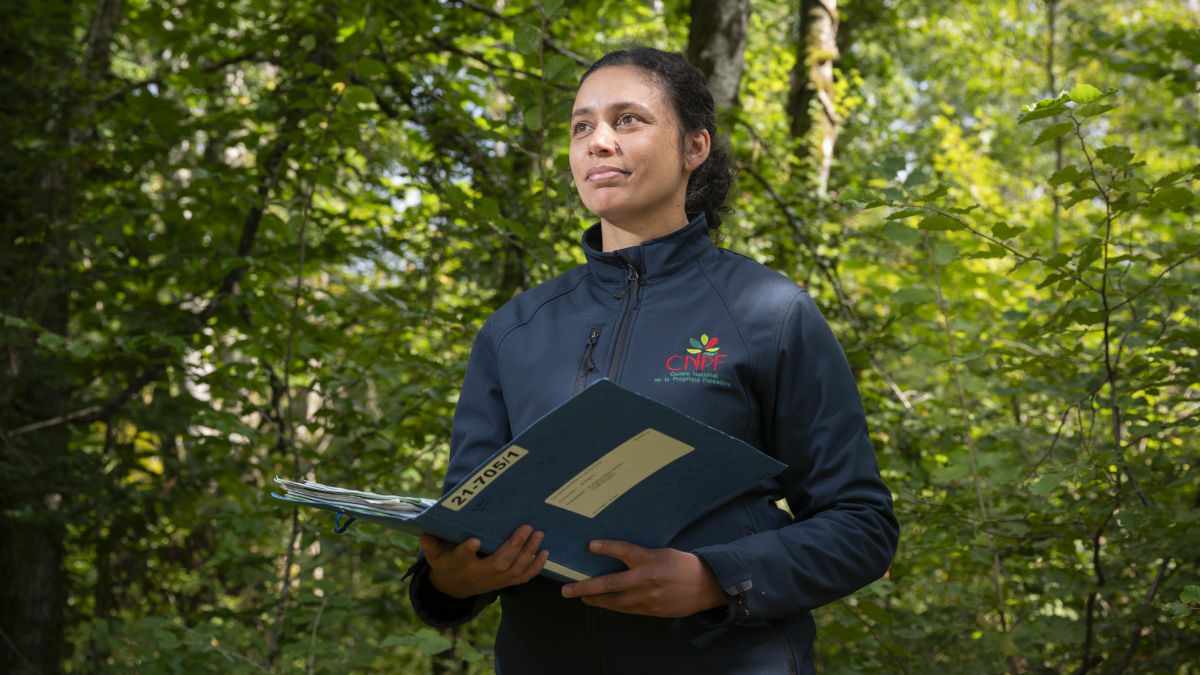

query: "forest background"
left=2, top=0, right=1198, bottom=672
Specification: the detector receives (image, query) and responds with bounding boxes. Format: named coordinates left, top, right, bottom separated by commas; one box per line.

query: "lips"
left=586, top=166, right=628, bottom=182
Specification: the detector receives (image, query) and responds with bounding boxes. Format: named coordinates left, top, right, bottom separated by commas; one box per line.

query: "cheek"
left=568, top=147, right=587, bottom=181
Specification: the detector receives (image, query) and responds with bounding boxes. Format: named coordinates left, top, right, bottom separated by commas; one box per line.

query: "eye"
left=616, top=113, right=641, bottom=126
left=571, top=121, right=592, bottom=135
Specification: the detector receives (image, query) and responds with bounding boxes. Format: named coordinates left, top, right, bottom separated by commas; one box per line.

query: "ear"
left=682, top=129, right=711, bottom=172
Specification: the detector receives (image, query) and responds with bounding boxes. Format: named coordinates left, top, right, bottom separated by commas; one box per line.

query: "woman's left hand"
left=560, top=540, right=726, bottom=617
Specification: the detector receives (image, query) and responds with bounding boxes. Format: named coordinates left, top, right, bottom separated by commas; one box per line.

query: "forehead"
left=572, top=65, right=665, bottom=114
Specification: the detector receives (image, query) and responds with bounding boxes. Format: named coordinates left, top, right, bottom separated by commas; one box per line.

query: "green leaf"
left=891, top=288, right=937, bottom=306
left=917, top=213, right=962, bottom=231
left=1096, top=145, right=1134, bottom=167
left=877, top=155, right=907, bottom=177
left=1048, top=165, right=1086, bottom=187
left=299, top=34, right=317, bottom=52
left=1045, top=253, right=1071, bottom=268
left=885, top=207, right=926, bottom=220
left=1077, top=103, right=1116, bottom=118
left=1164, top=602, right=1191, bottom=619
left=1111, top=178, right=1150, bottom=193
left=1147, top=186, right=1194, bottom=210
left=904, top=169, right=931, bottom=187
left=932, top=240, right=958, bottom=266
left=344, top=85, right=375, bottom=105
left=1064, top=187, right=1100, bottom=208
left=514, top=24, right=541, bottom=53
left=858, top=600, right=895, bottom=625
left=1033, top=121, right=1074, bottom=146
left=991, top=221, right=1025, bottom=239
left=1018, top=95, right=1069, bottom=123
left=354, top=58, right=387, bottom=78
left=944, top=203, right=979, bottom=215
left=919, top=185, right=949, bottom=202
left=1069, top=84, right=1104, bottom=104
left=1, top=313, right=33, bottom=328
left=1154, top=169, right=1190, bottom=188
left=965, top=244, right=1008, bottom=259
left=836, top=187, right=886, bottom=209
left=380, top=634, right=414, bottom=648
left=880, top=221, right=921, bottom=245
left=37, top=332, right=65, bottom=350
left=1181, top=585, right=1200, bottom=605
left=413, top=628, right=453, bottom=655
left=476, top=197, right=499, bottom=221
left=689, top=338, right=702, bottom=349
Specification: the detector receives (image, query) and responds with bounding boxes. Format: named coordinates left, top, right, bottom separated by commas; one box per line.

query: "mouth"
left=586, top=166, right=628, bottom=182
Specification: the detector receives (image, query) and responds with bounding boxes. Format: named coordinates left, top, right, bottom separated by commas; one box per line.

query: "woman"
left=407, top=47, right=898, bottom=674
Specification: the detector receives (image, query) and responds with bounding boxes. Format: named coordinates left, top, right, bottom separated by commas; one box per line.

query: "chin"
left=583, top=197, right=641, bottom=224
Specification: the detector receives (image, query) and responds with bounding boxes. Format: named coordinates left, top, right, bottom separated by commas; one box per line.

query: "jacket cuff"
left=405, top=556, right=496, bottom=628
left=671, top=548, right=755, bottom=646
left=694, top=545, right=754, bottom=609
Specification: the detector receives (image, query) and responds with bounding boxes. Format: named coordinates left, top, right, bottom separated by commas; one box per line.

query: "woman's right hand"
left=419, top=525, right=549, bottom=599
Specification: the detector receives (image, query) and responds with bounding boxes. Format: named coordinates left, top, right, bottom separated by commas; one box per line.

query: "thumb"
left=419, top=533, right=452, bottom=559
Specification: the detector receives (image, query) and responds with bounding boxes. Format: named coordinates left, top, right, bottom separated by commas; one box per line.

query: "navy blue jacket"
left=408, top=215, right=898, bottom=674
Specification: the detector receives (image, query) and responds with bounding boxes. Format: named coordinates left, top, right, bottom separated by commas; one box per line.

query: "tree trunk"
left=686, top=0, right=751, bottom=108
left=786, top=0, right=840, bottom=196
left=0, top=1, right=124, bottom=671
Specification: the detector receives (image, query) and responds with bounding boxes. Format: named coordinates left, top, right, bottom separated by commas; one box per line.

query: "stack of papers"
left=273, top=478, right=436, bottom=518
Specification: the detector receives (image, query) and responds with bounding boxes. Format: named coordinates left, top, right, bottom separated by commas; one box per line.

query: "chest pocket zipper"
left=573, top=326, right=603, bottom=395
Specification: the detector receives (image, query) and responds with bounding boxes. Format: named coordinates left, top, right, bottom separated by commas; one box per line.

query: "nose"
left=588, top=124, right=617, bottom=156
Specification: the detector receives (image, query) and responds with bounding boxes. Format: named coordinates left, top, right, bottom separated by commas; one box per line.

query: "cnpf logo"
left=665, top=334, right=728, bottom=372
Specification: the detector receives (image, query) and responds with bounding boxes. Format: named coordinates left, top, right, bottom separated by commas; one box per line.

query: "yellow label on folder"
left=544, top=428, right=693, bottom=518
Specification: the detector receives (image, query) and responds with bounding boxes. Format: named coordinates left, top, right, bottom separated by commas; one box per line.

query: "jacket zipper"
left=573, top=326, right=603, bottom=395
left=607, top=254, right=641, bottom=383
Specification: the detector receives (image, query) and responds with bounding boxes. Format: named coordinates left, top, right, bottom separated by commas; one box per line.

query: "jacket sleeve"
left=407, top=320, right=510, bottom=627
left=692, top=288, right=899, bottom=624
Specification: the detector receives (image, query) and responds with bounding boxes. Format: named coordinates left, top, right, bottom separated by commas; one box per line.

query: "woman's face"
left=569, top=66, right=707, bottom=230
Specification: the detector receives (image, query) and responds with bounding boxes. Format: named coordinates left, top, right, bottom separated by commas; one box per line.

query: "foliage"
left=1, top=0, right=1196, bottom=673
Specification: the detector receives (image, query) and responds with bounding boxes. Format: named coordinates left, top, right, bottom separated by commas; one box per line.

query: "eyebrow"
left=571, top=101, right=653, bottom=119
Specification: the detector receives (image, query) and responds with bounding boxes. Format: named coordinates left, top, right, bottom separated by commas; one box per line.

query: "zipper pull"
left=574, top=326, right=604, bottom=394
left=583, top=326, right=601, bottom=371
left=614, top=261, right=640, bottom=300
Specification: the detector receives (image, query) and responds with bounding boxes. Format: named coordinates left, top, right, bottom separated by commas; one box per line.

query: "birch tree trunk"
left=786, top=0, right=840, bottom=196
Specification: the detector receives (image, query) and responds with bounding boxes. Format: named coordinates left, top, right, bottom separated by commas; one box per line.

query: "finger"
left=498, top=529, right=543, bottom=577
left=588, top=539, right=651, bottom=567
left=488, top=525, right=535, bottom=569
left=447, top=537, right=483, bottom=564
left=517, top=529, right=545, bottom=564
left=562, top=570, right=630, bottom=598
left=515, top=549, right=550, bottom=583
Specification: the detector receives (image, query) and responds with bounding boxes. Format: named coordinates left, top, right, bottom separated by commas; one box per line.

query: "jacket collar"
left=581, top=213, right=714, bottom=284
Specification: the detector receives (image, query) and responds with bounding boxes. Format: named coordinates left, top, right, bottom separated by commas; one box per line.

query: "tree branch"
left=5, top=117, right=296, bottom=438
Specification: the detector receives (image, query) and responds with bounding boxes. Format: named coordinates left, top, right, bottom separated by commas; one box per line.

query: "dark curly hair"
left=580, top=47, right=735, bottom=233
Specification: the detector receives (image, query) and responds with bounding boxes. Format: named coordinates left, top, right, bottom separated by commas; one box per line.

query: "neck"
left=599, top=203, right=689, bottom=253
